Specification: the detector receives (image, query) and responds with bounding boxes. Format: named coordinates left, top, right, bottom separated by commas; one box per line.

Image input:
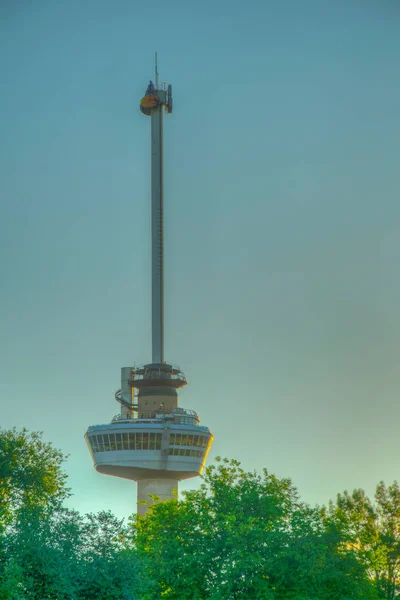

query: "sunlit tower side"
left=84, top=59, right=214, bottom=516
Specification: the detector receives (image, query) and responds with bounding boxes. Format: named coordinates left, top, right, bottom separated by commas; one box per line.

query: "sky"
left=1, top=0, right=400, bottom=519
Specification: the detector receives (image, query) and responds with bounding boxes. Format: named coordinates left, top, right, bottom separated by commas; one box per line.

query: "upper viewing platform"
left=140, top=80, right=173, bottom=116
left=111, top=406, right=200, bottom=426
left=132, top=363, right=187, bottom=390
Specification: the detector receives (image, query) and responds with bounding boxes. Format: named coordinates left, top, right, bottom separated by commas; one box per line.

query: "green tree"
left=0, top=428, right=144, bottom=599
left=133, top=457, right=375, bottom=600
left=0, top=428, right=72, bottom=597
left=0, top=559, right=26, bottom=600
left=1, top=505, right=84, bottom=599
left=375, top=481, right=400, bottom=599
left=79, top=510, right=143, bottom=600
left=1, top=504, right=144, bottom=599
left=0, top=427, right=69, bottom=526
left=329, top=481, right=400, bottom=599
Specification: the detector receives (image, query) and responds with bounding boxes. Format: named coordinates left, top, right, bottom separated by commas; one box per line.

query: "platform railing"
left=111, top=406, right=199, bottom=425
left=131, top=364, right=187, bottom=384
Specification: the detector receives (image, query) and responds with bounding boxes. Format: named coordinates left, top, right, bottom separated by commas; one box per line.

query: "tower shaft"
left=85, top=68, right=214, bottom=518
left=151, top=105, right=164, bottom=364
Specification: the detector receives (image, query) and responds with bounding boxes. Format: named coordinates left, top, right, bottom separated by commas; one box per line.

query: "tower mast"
left=85, top=60, right=212, bottom=517
left=151, top=52, right=164, bottom=363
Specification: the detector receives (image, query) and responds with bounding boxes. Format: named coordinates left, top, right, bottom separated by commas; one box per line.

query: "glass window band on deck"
left=90, top=432, right=162, bottom=452
left=168, top=448, right=204, bottom=457
left=169, top=433, right=208, bottom=448
left=89, top=432, right=210, bottom=454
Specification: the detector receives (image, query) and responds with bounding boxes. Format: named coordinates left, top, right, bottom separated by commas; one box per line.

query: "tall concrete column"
left=151, top=105, right=164, bottom=364
left=137, top=478, right=177, bottom=516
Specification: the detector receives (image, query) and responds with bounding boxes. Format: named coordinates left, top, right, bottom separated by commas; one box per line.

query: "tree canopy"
left=132, top=457, right=375, bottom=599
left=1, top=427, right=399, bottom=599
left=0, top=427, right=69, bottom=527
left=328, top=481, right=400, bottom=600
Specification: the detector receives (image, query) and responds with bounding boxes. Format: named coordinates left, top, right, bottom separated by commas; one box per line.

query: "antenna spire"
left=139, top=58, right=173, bottom=363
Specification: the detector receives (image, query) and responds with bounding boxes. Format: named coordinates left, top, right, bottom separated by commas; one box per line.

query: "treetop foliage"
left=0, top=427, right=69, bottom=527
left=132, top=457, right=374, bottom=599
left=1, top=429, right=400, bottom=599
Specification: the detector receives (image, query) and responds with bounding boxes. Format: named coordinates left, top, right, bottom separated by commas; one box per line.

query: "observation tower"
left=85, top=59, right=214, bottom=516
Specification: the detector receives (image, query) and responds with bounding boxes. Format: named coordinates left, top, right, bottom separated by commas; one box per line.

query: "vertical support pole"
left=120, top=367, right=133, bottom=418
left=137, top=478, right=178, bottom=516
left=151, top=104, right=164, bottom=364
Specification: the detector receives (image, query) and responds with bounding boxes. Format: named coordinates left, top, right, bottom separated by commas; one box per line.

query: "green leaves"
left=0, top=428, right=393, bottom=598
left=133, top=457, right=374, bottom=599
left=328, top=481, right=400, bottom=599
left=0, top=428, right=144, bottom=599
left=0, top=504, right=144, bottom=600
left=0, top=428, right=69, bottom=527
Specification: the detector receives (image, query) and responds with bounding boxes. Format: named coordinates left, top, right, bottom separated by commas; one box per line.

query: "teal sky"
left=1, top=0, right=400, bottom=518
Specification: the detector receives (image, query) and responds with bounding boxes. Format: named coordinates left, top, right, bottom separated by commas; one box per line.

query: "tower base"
left=137, top=478, right=178, bottom=516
